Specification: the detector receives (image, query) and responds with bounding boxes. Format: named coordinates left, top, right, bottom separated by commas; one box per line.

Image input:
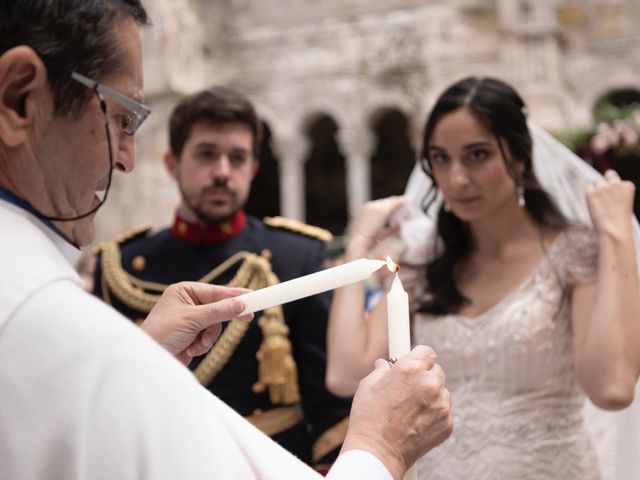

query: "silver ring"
left=386, top=356, right=398, bottom=366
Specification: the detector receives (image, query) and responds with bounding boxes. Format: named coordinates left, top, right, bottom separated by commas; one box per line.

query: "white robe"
left=0, top=200, right=391, bottom=480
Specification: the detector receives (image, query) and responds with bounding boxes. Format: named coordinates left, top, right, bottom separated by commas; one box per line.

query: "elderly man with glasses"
left=0, top=1, right=452, bottom=480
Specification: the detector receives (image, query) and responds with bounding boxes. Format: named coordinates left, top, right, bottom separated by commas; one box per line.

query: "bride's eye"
left=468, top=150, right=489, bottom=163
left=430, top=152, right=449, bottom=165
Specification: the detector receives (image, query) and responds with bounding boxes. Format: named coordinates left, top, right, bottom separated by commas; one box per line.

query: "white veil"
left=400, top=121, right=640, bottom=479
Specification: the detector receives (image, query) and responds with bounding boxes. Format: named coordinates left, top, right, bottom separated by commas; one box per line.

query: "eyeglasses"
left=41, top=56, right=151, bottom=135
left=70, top=70, right=151, bottom=136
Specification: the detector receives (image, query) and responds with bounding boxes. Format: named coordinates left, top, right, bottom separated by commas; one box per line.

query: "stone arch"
left=572, top=62, right=640, bottom=125
left=302, top=113, right=348, bottom=234
left=593, top=87, right=640, bottom=116
left=367, top=107, right=417, bottom=200
left=361, top=89, right=420, bottom=144
left=292, top=94, right=350, bottom=136
left=244, top=121, right=281, bottom=219
left=252, top=99, right=287, bottom=148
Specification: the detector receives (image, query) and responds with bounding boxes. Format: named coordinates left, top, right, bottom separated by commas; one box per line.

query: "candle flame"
left=386, top=256, right=399, bottom=273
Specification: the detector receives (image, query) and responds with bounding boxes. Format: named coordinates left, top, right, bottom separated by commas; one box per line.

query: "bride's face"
left=427, top=107, right=520, bottom=222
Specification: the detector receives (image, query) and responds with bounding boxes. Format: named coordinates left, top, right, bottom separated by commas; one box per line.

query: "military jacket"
left=92, top=213, right=351, bottom=471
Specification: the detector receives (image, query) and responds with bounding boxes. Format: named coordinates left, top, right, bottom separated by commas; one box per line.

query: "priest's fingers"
left=193, top=296, right=253, bottom=331
left=404, top=345, right=437, bottom=370
left=180, top=282, right=251, bottom=305
left=185, top=323, right=223, bottom=359
left=175, top=351, right=193, bottom=367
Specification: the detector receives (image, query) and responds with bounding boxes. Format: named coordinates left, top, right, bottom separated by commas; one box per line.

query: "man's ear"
left=0, top=46, right=49, bottom=147
left=163, top=151, right=179, bottom=180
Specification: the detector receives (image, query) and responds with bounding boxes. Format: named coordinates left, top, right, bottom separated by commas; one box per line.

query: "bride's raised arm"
left=326, top=196, right=405, bottom=396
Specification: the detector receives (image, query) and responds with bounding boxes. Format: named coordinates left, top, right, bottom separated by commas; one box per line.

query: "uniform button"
left=220, top=222, right=233, bottom=235
left=131, top=255, right=146, bottom=271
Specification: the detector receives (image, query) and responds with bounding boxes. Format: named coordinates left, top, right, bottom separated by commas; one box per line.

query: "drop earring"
left=517, top=183, right=525, bottom=207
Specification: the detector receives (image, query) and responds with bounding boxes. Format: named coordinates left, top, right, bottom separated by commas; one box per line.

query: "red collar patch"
left=171, top=210, right=247, bottom=245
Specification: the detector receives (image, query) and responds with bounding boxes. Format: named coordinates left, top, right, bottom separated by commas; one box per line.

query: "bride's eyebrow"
left=463, top=141, right=492, bottom=149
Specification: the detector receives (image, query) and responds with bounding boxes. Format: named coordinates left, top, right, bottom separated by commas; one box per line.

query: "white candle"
left=387, top=273, right=417, bottom=480
left=237, top=258, right=386, bottom=315
left=387, top=274, right=411, bottom=358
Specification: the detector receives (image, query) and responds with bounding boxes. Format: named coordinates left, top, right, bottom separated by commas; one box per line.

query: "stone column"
left=337, top=128, right=375, bottom=217
left=274, top=135, right=309, bottom=221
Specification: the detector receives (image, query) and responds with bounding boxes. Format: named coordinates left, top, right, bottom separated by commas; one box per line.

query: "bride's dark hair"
left=419, top=76, right=567, bottom=315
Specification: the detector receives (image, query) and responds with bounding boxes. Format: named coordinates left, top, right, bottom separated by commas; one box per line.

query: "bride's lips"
left=453, top=196, right=480, bottom=204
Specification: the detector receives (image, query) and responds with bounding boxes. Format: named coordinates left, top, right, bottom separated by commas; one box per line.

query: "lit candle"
left=237, top=258, right=386, bottom=315
left=386, top=258, right=417, bottom=480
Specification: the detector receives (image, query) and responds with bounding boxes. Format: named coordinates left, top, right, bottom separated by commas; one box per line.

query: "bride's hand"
left=586, top=169, right=635, bottom=239
left=347, top=196, right=406, bottom=255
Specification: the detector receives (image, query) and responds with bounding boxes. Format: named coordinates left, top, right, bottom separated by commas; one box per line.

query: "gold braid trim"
left=100, top=240, right=160, bottom=312
left=100, top=237, right=301, bottom=402
left=252, top=305, right=301, bottom=404
left=100, top=241, right=258, bottom=310
left=196, top=253, right=301, bottom=406
left=245, top=405, right=303, bottom=437
left=196, top=252, right=301, bottom=404
left=125, top=252, right=257, bottom=294
left=193, top=253, right=273, bottom=385
left=100, top=270, right=112, bottom=306
left=263, top=216, right=333, bottom=243
left=312, top=417, right=350, bottom=464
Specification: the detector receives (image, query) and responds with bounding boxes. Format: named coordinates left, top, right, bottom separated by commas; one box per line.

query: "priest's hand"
left=140, top=282, right=253, bottom=365
left=341, top=345, right=452, bottom=480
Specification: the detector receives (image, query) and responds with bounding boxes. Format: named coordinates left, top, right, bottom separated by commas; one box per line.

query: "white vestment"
left=0, top=200, right=391, bottom=480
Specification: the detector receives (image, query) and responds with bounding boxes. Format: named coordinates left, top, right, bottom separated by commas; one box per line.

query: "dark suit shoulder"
left=241, top=217, right=326, bottom=276
left=262, top=216, right=333, bottom=244
left=116, top=227, right=174, bottom=257
left=92, top=225, right=153, bottom=256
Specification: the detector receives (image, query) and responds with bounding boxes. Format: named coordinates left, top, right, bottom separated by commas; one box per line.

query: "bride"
left=326, top=76, right=640, bottom=479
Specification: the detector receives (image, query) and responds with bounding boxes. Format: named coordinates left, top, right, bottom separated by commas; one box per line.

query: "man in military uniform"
left=92, top=87, right=350, bottom=473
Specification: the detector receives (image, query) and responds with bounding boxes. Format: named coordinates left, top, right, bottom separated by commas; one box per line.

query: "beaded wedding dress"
left=413, top=227, right=601, bottom=479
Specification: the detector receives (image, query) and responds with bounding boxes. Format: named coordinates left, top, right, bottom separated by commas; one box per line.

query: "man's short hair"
left=169, top=87, right=263, bottom=158
left=0, top=0, right=149, bottom=117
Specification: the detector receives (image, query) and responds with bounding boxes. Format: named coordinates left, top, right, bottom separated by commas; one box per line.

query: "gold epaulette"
left=97, top=237, right=161, bottom=312
left=94, top=226, right=157, bottom=312
left=263, top=216, right=333, bottom=243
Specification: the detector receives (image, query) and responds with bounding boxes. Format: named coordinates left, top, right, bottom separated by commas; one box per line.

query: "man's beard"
left=192, top=203, right=236, bottom=224
left=180, top=182, right=242, bottom=224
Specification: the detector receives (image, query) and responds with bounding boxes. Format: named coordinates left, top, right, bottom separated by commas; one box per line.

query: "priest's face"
left=14, top=16, right=143, bottom=247
left=167, top=120, right=259, bottom=223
